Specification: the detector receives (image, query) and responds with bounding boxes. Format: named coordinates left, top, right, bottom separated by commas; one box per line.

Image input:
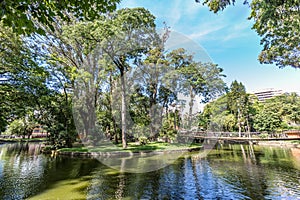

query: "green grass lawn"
left=58, top=142, right=201, bottom=153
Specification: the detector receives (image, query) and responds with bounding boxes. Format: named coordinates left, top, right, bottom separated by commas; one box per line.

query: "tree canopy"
left=0, top=0, right=120, bottom=35
left=200, top=84, right=300, bottom=134
left=3, top=0, right=298, bottom=148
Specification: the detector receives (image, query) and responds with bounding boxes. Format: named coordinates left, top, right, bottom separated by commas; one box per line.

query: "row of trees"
left=0, top=8, right=226, bottom=148
left=1, top=0, right=299, bottom=148
left=1, top=0, right=298, bottom=68
left=199, top=80, right=300, bottom=134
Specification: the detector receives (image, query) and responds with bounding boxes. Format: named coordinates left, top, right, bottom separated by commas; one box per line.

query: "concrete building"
left=254, top=88, right=284, bottom=102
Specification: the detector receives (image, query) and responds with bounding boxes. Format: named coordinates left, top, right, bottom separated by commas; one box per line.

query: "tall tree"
left=134, top=47, right=168, bottom=137
left=56, top=8, right=157, bottom=148
left=168, top=48, right=226, bottom=129
left=34, top=18, right=108, bottom=143
left=227, top=81, right=249, bottom=136
left=0, top=22, right=47, bottom=132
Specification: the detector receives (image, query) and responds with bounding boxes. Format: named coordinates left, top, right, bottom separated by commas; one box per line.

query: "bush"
left=259, top=132, right=269, bottom=139
left=138, top=136, right=149, bottom=145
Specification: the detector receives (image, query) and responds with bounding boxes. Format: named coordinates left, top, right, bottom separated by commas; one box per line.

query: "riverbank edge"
left=48, top=146, right=203, bottom=158
left=0, top=138, right=47, bottom=143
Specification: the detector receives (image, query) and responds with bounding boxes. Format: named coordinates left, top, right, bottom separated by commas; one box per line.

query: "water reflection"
left=191, top=144, right=300, bottom=199
left=97, top=151, right=185, bottom=173
left=0, top=143, right=299, bottom=199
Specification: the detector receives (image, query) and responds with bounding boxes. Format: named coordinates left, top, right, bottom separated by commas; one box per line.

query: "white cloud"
left=221, top=21, right=252, bottom=41
left=181, top=0, right=208, bottom=17
left=188, top=25, right=226, bottom=40
left=168, top=0, right=182, bottom=27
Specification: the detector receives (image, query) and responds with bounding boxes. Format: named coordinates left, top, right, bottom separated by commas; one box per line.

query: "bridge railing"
left=178, top=131, right=287, bottom=138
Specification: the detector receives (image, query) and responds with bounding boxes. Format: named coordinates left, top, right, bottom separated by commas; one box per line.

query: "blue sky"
left=119, top=0, right=300, bottom=94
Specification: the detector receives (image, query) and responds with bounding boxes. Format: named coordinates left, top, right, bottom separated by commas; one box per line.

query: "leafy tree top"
left=0, top=0, right=120, bottom=35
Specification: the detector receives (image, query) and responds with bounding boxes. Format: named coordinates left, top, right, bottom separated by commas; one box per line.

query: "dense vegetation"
left=1, top=0, right=299, bottom=148
left=0, top=7, right=226, bottom=148
left=199, top=81, right=300, bottom=134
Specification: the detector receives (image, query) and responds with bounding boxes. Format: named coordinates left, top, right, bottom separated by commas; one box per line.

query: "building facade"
left=254, top=88, right=284, bottom=102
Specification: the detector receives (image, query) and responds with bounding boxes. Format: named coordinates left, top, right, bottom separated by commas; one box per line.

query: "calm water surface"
left=0, top=142, right=299, bottom=200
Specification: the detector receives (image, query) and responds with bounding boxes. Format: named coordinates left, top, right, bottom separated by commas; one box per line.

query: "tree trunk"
left=188, top=86, right=195, bottom=130
left=246, top=116, right=250, bottom=138
left=109, top=71, right=118, bottom=144
left=120, top=70, right=127, bottom=149
left=149, top=83, right=157, bottom=137
left=238, top=107, right=241, bottom=137
left=113, top=56, right=127, bottom=149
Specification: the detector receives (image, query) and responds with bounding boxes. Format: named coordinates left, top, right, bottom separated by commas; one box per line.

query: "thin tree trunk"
left=120, top=70, right=127, bottom=149
left=149, top=83, right=157, bottom=137
left=238, top=107, right=241, bottom=137
left=109, top=71, right=118, bottom=144
left=113, top=56, right=127, bottom=149
left=188, top=86, right=195, bottom=130
left=246, top=116, right=250, bottom=138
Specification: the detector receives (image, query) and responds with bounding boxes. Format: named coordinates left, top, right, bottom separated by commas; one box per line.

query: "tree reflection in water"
left=0, top=143, right=299, bottom=199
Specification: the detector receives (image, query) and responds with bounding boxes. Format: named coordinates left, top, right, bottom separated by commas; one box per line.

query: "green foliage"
left=227, top=81, right=250, bottom=133
left=174, top=51, right=226, bottom=103
left=4, top=117, right=35, bottom=138
left=253, top=107, right=282, bottom=133
left=0, top=23, right=77, bottom=145
left=253, top=93, right=300, bottom=133
left=167, top=48, right=226, bottom=130
left=159, top=114, right=178, bottom=142
left=0, top=22, right=48, bottom=131
left=30, top=91, right=77, bottom=148
left=138, top=136, right=149, bottom=145
left=200, top=94, right=235, bottom=131
left=227, top=81, right=247, bottom=116
left=250, top=0, right=300, bottom=68
left=1, top=6, right=227, bottom=147
left=197, top=0, right=241, bottom=13
left=254, top=93, right=300, bottom=132
left=129, top=88, right=151, bottom=128
left=201, top=88, right=300, bottom=134
left=0, top=0, right=120, bottom=35
left=279, top=93, right=300, bottom=125
left=4, top=119, right=23, bottom=136
left=200, top=81, right=251, bottom=133
left=258, top=132, right=269, bottom=139
left=64, top=7, right=157, bottom=148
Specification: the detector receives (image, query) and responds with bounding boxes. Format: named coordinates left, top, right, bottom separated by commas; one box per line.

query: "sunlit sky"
left=119, top=0, right=300, bottom=94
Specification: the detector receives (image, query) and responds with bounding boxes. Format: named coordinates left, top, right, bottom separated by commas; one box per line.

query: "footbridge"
left=178, top=131, right=300, bottom=143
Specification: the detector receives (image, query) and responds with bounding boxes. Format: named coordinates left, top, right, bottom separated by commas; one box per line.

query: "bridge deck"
left=186, top=136, right=300, bottom=141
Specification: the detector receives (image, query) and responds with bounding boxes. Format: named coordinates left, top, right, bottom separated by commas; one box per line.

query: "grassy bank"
left=0, top=138, right=48, bottom=143
left=58, top=142, right=201, bottom=153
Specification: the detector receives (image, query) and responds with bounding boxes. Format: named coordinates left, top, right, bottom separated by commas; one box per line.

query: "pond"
left=0, top=142, right=299, bottom=199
